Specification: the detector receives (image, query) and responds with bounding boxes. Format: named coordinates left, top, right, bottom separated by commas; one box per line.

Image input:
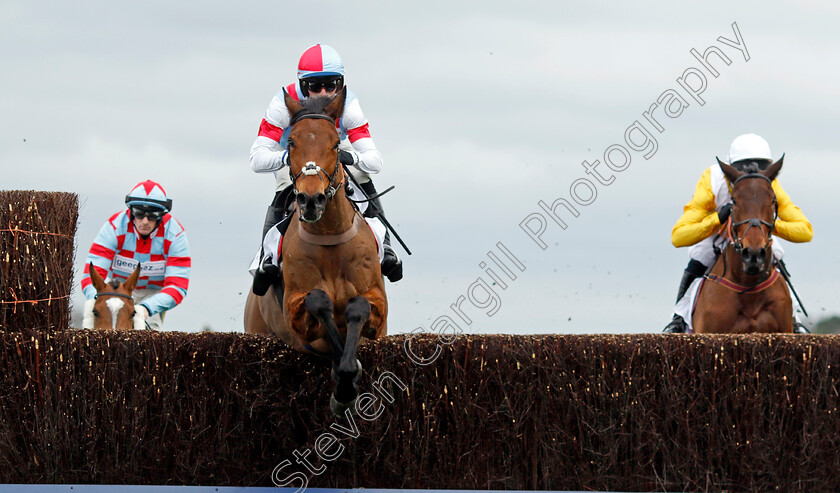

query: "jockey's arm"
left=138, top=226, right=191, bottom=316
left=80, top=216, right=120, bottom=299
left=771, top=181, right=813, bottom=243
left=343, top=97, right=382, bottom=175
left=671, top=168, right=721, bottom=247
left=250, top=94, right=291, bottom=173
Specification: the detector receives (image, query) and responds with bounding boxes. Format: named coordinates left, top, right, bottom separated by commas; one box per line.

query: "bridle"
left=288, top=113, right=344, bottom=201
left=728, top=173, right=778, bottom=256
left=95, top=292, right=133, bottom=301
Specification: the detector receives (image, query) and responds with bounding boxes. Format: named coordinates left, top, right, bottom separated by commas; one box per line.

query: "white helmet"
left=727, top=133, right=773, bottom=164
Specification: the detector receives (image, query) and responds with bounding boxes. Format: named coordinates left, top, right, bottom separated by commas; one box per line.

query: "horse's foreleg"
left=329, top=296, right=370, bottom=415
left=303, top=289, right=344, bottom=359
left=361, top=288, right=387, bottom=339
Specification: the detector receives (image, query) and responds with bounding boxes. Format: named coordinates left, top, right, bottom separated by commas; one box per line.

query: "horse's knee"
left=304, top=289, right=333, bottom=316
left=345, top=296, right=371, bottom=325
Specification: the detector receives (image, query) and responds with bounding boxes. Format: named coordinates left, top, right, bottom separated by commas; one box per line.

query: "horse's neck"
left=299, top=187, right=356, bottom=236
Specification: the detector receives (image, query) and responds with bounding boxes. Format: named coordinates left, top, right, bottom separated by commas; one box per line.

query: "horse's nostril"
left=741, top=248, right=756, bottom=263
left=315, top=194, right=327, bottom=207
left=296, top=194, right=307, bottom=207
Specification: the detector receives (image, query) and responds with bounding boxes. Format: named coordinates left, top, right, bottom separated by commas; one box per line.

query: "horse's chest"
left=286, top=247, right=377, bottom=291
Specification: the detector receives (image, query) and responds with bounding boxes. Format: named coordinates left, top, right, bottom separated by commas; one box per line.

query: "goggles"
left=131, top=207, right=164, bottom=221
left=303, top=77, right=341, bottom=94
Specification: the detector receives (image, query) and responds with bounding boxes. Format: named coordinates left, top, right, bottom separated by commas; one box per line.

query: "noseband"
left=288, top=113, right=343, bottom=200
left=728, top=173, right=778, bottom=255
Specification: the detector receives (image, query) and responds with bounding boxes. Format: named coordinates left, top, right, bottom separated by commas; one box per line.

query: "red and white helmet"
left=124, top=180, right=172, bottom=212
left=297, top=43, right=345, bottom=79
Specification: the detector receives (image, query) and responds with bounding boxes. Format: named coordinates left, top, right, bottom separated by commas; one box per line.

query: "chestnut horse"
left=84, top=263, right=145, bottom=330
left=692, top=158, right=792, bottom=333
left=244, top=88, right=387, bottom=415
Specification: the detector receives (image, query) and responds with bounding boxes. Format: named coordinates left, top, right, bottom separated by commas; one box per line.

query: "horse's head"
left=85, top=263, right=144, bottom=330
left=284, top=88, right=347, bottom=223
left=718, top=156, right=783, bottom=276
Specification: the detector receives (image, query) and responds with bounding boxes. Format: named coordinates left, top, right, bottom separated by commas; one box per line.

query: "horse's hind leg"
left=330, top=296, right=370, bottom=416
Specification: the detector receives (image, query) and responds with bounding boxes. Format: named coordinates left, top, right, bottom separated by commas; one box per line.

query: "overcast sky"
left=3, top=2, right=839, bottom=335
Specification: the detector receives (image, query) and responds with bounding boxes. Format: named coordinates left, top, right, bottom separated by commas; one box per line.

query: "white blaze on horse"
left=83, top=263, right=146, bottom=330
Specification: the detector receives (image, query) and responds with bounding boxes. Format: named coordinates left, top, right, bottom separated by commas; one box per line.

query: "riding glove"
left=339, top=149, right=359, bottom=167
left=718, top=203, right=733, bottom=224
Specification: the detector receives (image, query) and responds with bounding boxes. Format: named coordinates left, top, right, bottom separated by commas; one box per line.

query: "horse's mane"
left=106, top=279, right=121, bottom=289
left=291, top=96, right=335, bottom=124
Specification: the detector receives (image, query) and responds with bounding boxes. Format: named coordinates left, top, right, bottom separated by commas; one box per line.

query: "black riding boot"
left=663, top=259, right=707, bottom=333
left=359, top=180, right=403, bottom=282
left=252, top=213, right=293, bottom=296
left=261, top=186, right=295, bottom=239
left=381, top=232, right=403, bottom=282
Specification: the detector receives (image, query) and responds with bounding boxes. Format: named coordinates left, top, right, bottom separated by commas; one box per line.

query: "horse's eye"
left=92, top=308, right=100, bottom=318
left=333, top=143, right=340, bottom=150
left=287, top=139, right=295, bottom=148
left=131, top=311, right=136, bottom=317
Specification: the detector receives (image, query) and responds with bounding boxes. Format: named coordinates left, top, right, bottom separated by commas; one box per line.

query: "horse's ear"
left=88, top=263, right=106, bottom=292
left=718, top=157, right=744, bottom=184
left=283, top=88, right=303, bottom=116
left=123, top=263, right=141, bottom=293
left=763, top=153, right=784, bottom=182
left=324, top=87, right=346, bottom=122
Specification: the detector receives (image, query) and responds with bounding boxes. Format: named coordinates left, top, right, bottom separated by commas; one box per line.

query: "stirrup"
left=793, top=321, right=810, bottom=334
left=663, top=315, right=687, bottom=334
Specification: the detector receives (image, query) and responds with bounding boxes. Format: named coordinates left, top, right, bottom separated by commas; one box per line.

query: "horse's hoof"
left=330, top=393, right=359, bottom=417
left=331, top=359, right=363, bottom=384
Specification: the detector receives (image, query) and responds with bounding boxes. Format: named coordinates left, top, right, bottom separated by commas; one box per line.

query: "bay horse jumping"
left=692, top=158, right=792, bottom=333
left=244, top=87, right=387, bottom=415
left=84, top=262, right=145, bottom=330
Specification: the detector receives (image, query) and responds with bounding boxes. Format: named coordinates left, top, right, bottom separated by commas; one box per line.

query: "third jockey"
left=663, top=134, right=813, bottom=334
left=249, top=43, right=403, bottom=292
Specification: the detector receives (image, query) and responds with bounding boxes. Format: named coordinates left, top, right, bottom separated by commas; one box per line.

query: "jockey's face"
left=133, top=215, right=158, bottom=237
left=303, top=77, right=341, bottom=98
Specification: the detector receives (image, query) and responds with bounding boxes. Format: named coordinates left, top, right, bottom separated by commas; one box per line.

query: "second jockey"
left=249, top=43, right=403, bottom=292
left=663, top=134, right=813, bottom=334
left=80, top=180, right=191, bottom=330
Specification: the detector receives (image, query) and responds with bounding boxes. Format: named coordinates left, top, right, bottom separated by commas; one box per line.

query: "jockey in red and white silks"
left=248, top=43, right=402, bottom=284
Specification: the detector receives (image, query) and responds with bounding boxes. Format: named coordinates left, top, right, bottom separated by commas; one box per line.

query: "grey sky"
left=3, top=2, right=839, bottom=334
